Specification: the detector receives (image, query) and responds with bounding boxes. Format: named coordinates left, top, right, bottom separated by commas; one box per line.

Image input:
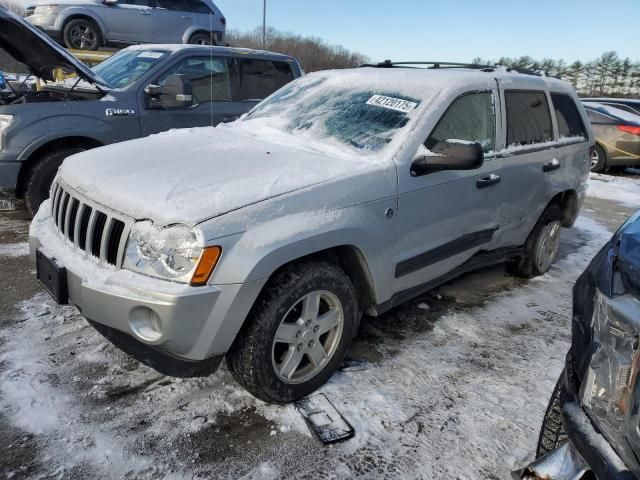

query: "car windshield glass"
left=92, top=49, right=169, bottom=88
left=241, top=73, right=423, bottom=155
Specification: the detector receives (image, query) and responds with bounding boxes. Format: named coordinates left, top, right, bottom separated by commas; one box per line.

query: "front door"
left=139, top=55, right=246, bottom=136
left=104, top=0, right=153, bottom=43
left=394, top=90, right=503, bottom=294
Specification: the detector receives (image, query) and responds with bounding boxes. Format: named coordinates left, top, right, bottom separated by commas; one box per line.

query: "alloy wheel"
left=533, top=221, right=562, bottom=273
left=70, top=24, right=98, bottom=50
left=271, top=290, right=344, bottom=384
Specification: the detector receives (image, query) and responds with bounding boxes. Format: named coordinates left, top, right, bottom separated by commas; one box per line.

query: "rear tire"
left=508, top=205, right=563, bottom=278
left=226, top=260, right=358, bottom=404
left=188, top=32, right=215, bottom=45
left=590, top=144, right=607, bottom=173
left=63, top=18, right=102, bottom=50
left=24, top=147, right=84, bottom=216
left=536, top=371, right=568, bottom=458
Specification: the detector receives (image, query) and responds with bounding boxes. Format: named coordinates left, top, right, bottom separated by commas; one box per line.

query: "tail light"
left=220, top=16, right=226, bottom=26
left=617, top=125, right=640, bottom=136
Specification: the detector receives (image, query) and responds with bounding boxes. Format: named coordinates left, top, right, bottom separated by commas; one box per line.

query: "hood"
left=0, top=6, right=109, bottom=87
left=618, top=210, right=640, bottom=295
left=58, top=127, right=373, bottom=226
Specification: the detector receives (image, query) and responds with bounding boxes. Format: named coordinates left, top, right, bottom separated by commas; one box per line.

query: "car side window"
left=155, top=0, right=185, bottom=10
left=122, top=0, right=152, bottom=6
left=426, top=92, right=495, bottom=152
left=156, top=56, right=231, bottom=105
left=585, top=109, right=617, bottom=125
left=550, top=93, right=587, bottom=139
left=235, top=59, right=295, bottom=101
left=182, top=0, right=211, bottom=13
left=505, top=91, right=553, bottom=146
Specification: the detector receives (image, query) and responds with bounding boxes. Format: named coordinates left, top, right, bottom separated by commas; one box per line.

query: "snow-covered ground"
left=589, top=172, right=640, bottom=208
left=0, top=172, right=638, bottom=479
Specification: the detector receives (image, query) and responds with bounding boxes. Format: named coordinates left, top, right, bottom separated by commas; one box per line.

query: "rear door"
left=104, top=0, right=153, bottom=43
left=393, top=89, right=503, bottom=294
left=152, top=0, right=196, bottom=43
left=493, top=89, right=556, bottom=247
left=139, top=54, right=245, bottom=136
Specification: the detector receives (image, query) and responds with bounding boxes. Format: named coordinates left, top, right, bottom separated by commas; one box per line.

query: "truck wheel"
left=226, top=260, right=358, bottom=403
left=63, top=19, right=102, bottom=50
left=536, top=371, right=567, bottom=458
left=590, top=144, right=607, bottom=173
left=508, top=205, right=563, bottom=278
left=188, top=32, right=215, bottom=45
left=24, top=147, right=84, bottom=216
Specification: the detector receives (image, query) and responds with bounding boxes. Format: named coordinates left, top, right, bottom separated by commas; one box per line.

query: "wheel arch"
left=60, top=12, right=106, bottom=40
left=16, top=136, right=103, bottom=197
left=547, top=189, right=580, bottom=227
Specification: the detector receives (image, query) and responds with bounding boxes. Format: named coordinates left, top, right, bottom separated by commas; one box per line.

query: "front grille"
left=50, top=182, right=129, bottom=267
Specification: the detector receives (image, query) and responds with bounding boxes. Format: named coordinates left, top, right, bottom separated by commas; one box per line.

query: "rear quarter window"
left=551, top=93, right=587, bottom=139
left=235, top=59, right=295, bottom=101
left=505, top=91, right=553, bottom=146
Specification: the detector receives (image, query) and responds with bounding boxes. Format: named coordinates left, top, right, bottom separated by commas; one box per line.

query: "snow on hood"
left=58, top=126, right=374, bottom=226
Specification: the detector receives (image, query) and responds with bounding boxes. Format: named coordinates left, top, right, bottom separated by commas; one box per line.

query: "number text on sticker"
left=366, top=95, right=418, bottom=113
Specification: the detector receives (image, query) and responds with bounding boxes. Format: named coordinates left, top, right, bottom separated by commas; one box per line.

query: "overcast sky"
left=215, top=0, right=639, bottom=63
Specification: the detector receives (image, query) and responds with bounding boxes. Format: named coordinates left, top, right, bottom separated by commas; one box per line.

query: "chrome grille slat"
left=50, top=180, right=131, bottom=267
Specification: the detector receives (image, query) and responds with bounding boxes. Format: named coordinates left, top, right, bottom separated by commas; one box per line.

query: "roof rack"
left=359, top=60, right=546, bottom=77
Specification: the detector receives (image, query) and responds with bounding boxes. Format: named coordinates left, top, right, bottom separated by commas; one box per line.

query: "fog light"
left=129, top=306, right=162, bottom=342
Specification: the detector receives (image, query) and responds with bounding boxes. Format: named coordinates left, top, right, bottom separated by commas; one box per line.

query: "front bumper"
left=26, top=13, right=61, bottom=37
left=29, top=202, right=265, bottom=376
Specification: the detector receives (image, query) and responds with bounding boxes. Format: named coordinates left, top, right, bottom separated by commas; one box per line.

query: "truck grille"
left=50, top=182, right=129, bottom=267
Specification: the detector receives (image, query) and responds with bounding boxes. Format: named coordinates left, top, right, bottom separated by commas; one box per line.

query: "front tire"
left=226, top=260, right=358, bottom=403
left=591, top=144, right=607, bottom=173
left=508, top=205, right=563, bottom=278
left=63, top=19, right=102, bottom=50
left=24, top=147, right=84, bottom=216
left=536, top=371, right=567, bottom=458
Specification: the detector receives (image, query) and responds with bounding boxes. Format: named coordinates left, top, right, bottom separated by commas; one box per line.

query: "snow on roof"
left=124, top=43, right=297, bottom=61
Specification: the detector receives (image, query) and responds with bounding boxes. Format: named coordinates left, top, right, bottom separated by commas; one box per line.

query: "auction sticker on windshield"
left=366, top=95, right=418, bottom=113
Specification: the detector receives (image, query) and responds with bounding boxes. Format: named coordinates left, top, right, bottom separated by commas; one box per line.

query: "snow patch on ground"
left=589, top=173, right=640, bottom=208
left=0, top=242, right=29, bottom=257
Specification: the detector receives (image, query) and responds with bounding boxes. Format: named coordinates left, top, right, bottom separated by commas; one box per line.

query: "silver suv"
left=25, top=0, right=226, bottom=50
left=30, top=63, right=593, bottom=403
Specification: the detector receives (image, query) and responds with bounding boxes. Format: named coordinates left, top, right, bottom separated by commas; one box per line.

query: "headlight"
left=123, top=222, right=221, bottom=285
left=0, top=115, right=13, bottom=151
left=34, top=5, right=59, bottom=14
left=580, top=290, right=638, bottom=430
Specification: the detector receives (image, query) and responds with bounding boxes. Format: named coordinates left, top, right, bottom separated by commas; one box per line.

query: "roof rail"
left=360, top=60, right=547, bottom=77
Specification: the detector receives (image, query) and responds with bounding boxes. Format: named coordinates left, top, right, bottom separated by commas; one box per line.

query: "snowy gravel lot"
left=0, top=172, right=638, bottom=479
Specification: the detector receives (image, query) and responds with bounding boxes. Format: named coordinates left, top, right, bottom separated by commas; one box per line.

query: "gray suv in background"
left=0, top=7, right=301, bottom=214
left=25, top=0, right=226, bottom=50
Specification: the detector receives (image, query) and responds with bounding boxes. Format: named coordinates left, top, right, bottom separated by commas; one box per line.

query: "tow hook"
left=512, top=443, right=589, bottom=480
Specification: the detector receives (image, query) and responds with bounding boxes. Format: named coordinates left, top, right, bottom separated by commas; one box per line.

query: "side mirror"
left=102, top=0, right=118, bottom=5
left=411, top=140, right=484, bottom=176
left=144, top=74, right=193, bottom=110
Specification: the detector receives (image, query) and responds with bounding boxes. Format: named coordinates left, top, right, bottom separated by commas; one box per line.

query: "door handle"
left=222, top=116, right=239, bottom=122
left=543, top=158, right=561, bottom=172
left=181, top=15, right=193, bottom=19
left=476, top=174, right=501, bottom=189
left=140, top=10, right=151, bottom=15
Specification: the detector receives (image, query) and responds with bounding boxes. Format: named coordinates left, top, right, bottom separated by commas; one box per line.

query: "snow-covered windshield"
left=92, top=49, right=169, bottom=89
left=241, top=74, right=424, bottom=155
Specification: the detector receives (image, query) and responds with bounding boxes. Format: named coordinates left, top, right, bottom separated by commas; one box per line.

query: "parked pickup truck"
left=31, top=61, right=593, bottom=403
left=0, top=6, right=302, bottom=214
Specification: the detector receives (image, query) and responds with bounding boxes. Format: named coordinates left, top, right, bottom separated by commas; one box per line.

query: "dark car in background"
left=25, top=0, right=227, bottom=50
left=582, top=98, right=640, bottom=116
left=0, top=6, right=302, bottom=215
left=518, top=210, right=640, bottom=480
left=583, top=102, right=640, bottom=173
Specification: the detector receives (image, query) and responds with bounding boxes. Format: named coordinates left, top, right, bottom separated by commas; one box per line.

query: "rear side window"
left=426, top=92, right=495, bottom=152
left=505, top=91, right=552, bottom=146
left=585, top=109, right=617, bottom=125
left=235, top=59, right=294, bottom=101
left=551, top=93, right=586, bottom=139
left=182, top=0, right=211, bottom=13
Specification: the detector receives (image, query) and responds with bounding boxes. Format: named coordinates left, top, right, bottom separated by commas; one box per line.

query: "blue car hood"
left=618, top=211, right=640, bottom=293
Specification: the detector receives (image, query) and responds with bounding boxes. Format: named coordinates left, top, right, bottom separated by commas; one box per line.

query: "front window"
left=92, top=49, right=170, bottom=89
left=241, top=74, right=424, bottom=155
